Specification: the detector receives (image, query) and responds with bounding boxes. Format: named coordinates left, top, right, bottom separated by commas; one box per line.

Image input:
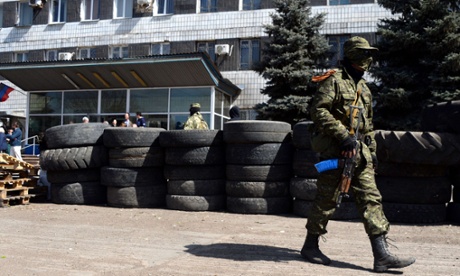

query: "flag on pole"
left=0, top=83, right=14, bottom=102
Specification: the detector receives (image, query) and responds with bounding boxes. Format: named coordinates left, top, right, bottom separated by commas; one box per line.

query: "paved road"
left=0, top=203, right=458, bottom=275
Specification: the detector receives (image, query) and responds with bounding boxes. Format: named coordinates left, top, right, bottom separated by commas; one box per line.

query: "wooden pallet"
left=0, top=178, right=32, bottom=189
left=0, top=153, right=36, bottom=174
left=0, top=194, right=35, bottom=207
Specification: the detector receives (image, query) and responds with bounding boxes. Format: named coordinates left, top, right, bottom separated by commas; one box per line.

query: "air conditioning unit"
left=215, top=44, right=230, bottom=55
left=58, top=52, right=74, bottom=61
left=29, top=0, right=43, bottom=7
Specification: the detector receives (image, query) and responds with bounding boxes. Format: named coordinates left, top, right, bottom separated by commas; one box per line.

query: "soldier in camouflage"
left=183, top=103, right=209, bottom=130
left=301, top=36, right=415, bottom=272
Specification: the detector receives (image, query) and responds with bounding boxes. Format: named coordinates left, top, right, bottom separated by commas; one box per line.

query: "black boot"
left=370, top=234, right=416, bottom=272
left=300, top=233, right=331, bottom=265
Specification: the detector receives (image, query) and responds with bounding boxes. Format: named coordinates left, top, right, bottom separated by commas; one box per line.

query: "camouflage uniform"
left=184, top=112, right=209, bottom=130
left=307, top=71, right=389, bottom=236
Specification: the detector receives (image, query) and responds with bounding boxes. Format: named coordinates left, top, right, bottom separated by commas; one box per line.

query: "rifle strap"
left=347, top=84, right=362, bottom=136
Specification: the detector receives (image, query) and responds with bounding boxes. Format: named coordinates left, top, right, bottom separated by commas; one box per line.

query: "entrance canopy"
left=0, top=52, right=241, bottom=96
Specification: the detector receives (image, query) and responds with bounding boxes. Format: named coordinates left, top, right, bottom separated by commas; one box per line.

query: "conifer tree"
left=372, top=0, right=460, bottom=130
left=254, top=0, right=330, bottom=125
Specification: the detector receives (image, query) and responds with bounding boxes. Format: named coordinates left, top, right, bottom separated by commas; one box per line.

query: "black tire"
left=292, top=149, right=320, bottom=178
left=223, top=131, right=292, bottom=144
left=166, top=194, right=226, bottom=211
left=167, top=179, right=226, bottom=196
left=447, top=202, right=460, bottom=224
left=375, top=130, right=460, bottom=166
left=159, top=130, right=223, bottom=147
left=108, top=147, right=164, bottom=167
left=223, top=120, right=291, bottom=133
left=226, top=196, right=292, bottom=214
left=45, top=123, right=109, bottom=149
left=376, top=162, right=449, bottom=177
left=226, top=143, right=293, bottom=165
left=225, top=181, right=289, bottom=197
left=103, top=127, right=165, bottom=148
left=164, top=165, right=226, bottom=180
left=101, top=167, right=165, bottom=187
left=451, top=185, right=459, bottom=202
left=39, top=146, right=108, bottom=171
left=226, top=165, right=291, bottom=181
left=51, top=181, right=106, bottom=205
left=47, top=169, right=101, bottom=184
left=382, top=202, right=447, bottom=224
left=292, top=199, right=360, bottom=220
left=292, top=121, right=314, bottom=149
left=421, top=100, right=460, bottom=134
left=290, top=177, right=317, bottom=201
left=376, top=176, right=452, bottom=204
left=165, top=146, right=225, bottom=165
left=107, top=185, right=167, bottom=208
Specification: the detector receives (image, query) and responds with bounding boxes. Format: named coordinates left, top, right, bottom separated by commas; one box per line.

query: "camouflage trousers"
left=306, top=154, right=389, bottom=237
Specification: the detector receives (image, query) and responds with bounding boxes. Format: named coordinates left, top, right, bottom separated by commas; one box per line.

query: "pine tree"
left=371, top=0, right=460, bottom=130
left=254, top=0, right=330, bottom=125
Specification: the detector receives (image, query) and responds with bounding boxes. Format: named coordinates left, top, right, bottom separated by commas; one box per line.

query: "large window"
left=46, top=50, right=58, bottom=61
left=29, top=92, right=62, bottom=114
left=242, top=0, right=261, bottom=10
left=64, top=91, right=98, bottom=114
left=151, top=43, right=170, bottom=55
left=114, top=0, right=133, bottom=18
left=170, top=88, right=211, bottom=112
left=329, top=0, right=350, bottom=5
left=197, top=42, right=216, bottom=62
left=29, top=116, right=62, bottom=138
left=110, top=46, right=129, bottom=58
left=200, top=0, right=217, bottom=13
left=157, top=0, right=174, bottom=14
left=50, top=0, right=67, bottom=23
left=130, top=88, right=168, bottom=113
left=15, top=52, right=28, bottom=62
left=82, top=0, right=100, bottom=20
left=78, top=48, right=96, bottom=59
left=18, top=2, right=33, bottom=26
left=101, top=90, right=127, bottom=113
left=240, top=39, right=260, bottom=70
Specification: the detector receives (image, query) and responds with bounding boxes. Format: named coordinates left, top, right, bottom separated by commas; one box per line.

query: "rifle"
left=336, top=105, right=363, bottom=208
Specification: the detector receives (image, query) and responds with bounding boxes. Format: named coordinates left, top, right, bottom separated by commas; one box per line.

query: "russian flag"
left=0, top=83, right=14, bottom=102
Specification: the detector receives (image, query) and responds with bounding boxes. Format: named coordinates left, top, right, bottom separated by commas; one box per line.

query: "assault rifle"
left=314, top=105, right=363, bottom=208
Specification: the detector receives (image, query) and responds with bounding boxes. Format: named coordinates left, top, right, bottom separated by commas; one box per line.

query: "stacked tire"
left=290, top=121, right=359, bottom=220
left=40, top=123, right=109, bottom=205
left=101, top=128, right=166, bottom=208
left=375, top=130, right=457, bottom=224
left=224, top=120, right=293, bottom=214
left=160, top=130, right=226, bottom=211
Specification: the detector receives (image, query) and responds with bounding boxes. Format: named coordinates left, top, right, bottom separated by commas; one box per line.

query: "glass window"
left=78, top=48, right=96, bottom=59
left=29, top=92, right=62, bottom=114
left=110, top=46, right=129, bottom=58
left=46, top=50, right=58, bottom=61
left=15, top=52, right=28, bottom=62
left=63, top=91, right=98, bottom=114
left=329, top=0, right=350, bottom=5
left=200, top=0, right=217, bottom=13
left=214, top=114, right=222, bottom=130
left=170, top=88, right=211, bottom=112
left=101, top=90, right=127, bottom=113
left=50, top=0, right=67, bottom=23
left=130, top=88, right=169, bottom=113
left=157, top=0, right=174, bottom=14
left=242, top=0, right=261, bottom=10
left=151, top=43, right=170, bottom=55
left=18, top=3, right=33, bottom=26
left=240, top=39, right=260, bottom=70
left=197, top=42, right=216, bottom=62
left=29, top=116, right=62, bottom=138
left=143, top=114, right=168, bottom=128
left=114, top=0, right=133, bottom=18
left=82, top=0, right=100, bottom=20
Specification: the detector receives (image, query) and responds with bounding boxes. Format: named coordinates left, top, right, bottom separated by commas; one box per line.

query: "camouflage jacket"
left=310, top=68, right=376, bottom=162
left=183, top=112, right=209, bottom=130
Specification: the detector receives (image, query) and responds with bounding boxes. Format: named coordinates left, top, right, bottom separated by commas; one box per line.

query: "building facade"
left=0, top=0, right=392, bottom=137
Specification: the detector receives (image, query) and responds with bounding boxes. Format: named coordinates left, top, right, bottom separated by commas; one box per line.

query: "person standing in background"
left=124, top=113, right=133, bottom=127
left=6, top=121, right=22, bottom=160
left=0, top=128, right=8, bottom=153
left=229, top=105, right=241, bottom=121
left=183, top=103, right=209, bottom=130
left=136, top=112, right=146, bottom=127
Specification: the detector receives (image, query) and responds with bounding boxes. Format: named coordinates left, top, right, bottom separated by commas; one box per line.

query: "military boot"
left=300, top=233, right=331, bottom=265
left=370, top=234, right=416, bottom=272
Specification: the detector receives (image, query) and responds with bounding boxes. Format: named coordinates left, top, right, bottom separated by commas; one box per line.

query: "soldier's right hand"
left=340, top=136, right=357, bottom=158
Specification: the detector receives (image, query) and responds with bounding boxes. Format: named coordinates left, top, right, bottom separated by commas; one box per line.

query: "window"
left=18, top=2, right=33, bottom=26
left=78, top=48, right=96, bottom=59
left=114, top=0, right=133, bottom=18
left=101, top=90, right=127, bottom=113
left=197, top=42, right=216, bottom=62
left=50, top=0, right=67, bottom=23
left=329, top=0, right=350, bottom=5
left=157, top=0, right=174, bottom=15
left=130, top=88, right=169, bottom=113
left=240, top=39, right=259, bottom=70
left=82, top=0, right=100, bottom=20
left=46, top=50, right=58, bottom=61
left=151, top=43, right=170, bottom=55
left=64, top=91, right=98, bottom=113
left=242, top=0, right=260, bottom=10
left=15, top=52, right=28, bottom=62
left=110, top=46, right=129, bottom=58
left=328, top=35, right=349, bottom=67
left=200, top=0, right=217, bottom=13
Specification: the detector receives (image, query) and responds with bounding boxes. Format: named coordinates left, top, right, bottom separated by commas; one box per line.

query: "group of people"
left=0, top=121, right=23, bottom=161
left=83, top=112, right=147, bottom=128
